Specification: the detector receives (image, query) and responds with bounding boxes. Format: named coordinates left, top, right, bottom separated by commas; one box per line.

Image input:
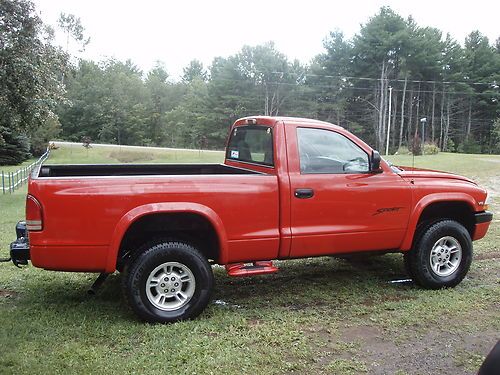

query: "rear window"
left=226, top=125, right=274, bottom=167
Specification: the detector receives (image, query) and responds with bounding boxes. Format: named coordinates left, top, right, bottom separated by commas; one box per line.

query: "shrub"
left=457, top=138, right=481, bottom=154
left=0, top=129, right=31, bottom=165
left=395, top=146, right=412, bottom=155
left=410, top=135, right=422, bottom=155
left=491, top=118, right=500, bottom=154
left=445, top=138, right=456, bottom=152
left=30, top=117, right=61, bottom=156
left=423, top=143, right=439, bottom=155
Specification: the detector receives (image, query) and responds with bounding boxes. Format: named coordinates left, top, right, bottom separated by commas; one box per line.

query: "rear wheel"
left=404, top=220, right=472, bottom=289
left=123, top=241, right=214, bottom=323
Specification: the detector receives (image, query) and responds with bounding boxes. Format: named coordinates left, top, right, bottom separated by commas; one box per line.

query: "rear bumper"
left=9, top=221, right=30, bottom=267
left=473, top=211, right=493, bottom=241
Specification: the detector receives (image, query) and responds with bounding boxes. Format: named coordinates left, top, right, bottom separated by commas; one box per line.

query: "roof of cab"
left=234, top=116, right=344, bottom=130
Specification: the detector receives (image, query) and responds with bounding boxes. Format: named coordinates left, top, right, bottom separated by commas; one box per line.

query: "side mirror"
left=370, top=150, right=381, bottom=172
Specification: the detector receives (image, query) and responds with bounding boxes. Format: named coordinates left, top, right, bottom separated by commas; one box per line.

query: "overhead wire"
left=208, top=77, right=500, bottom=97
left=264, top=70, right=499, bottom=87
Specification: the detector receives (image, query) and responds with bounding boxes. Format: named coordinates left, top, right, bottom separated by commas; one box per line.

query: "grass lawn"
left=48, top=142, right=224, bottom=164
left=0, top=144, right=499, bottom=375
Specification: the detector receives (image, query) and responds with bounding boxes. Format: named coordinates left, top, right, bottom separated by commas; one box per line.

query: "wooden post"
left=1, top=171, right=4, bottom=194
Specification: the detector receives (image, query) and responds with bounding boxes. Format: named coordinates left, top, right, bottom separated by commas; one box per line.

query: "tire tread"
left=406, top=219, right=472, bottom=289
left=122, top=241, right=213, bottom=323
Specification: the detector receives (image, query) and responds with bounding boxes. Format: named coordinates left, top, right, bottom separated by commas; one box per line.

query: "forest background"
left=1, top=0, right=499, bottom=164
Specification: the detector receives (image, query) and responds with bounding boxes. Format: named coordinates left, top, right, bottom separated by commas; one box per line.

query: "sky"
left=34, top=0, right=500, bottom=79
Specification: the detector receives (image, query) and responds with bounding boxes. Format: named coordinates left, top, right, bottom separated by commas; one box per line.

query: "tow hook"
left=8, top=221, right=30, bottom=268
left=9, top=238, right=30, bottom=268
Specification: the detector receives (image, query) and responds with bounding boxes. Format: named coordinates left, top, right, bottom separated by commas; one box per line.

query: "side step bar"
left=225, top=261, right=278, bottom=277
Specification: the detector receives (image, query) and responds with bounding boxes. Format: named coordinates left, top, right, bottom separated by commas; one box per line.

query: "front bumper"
left=473, top=211, right=493, bottom=241
left=9, top=221, right=30, bottom=267
left=475, top=211, right=493, bottom=224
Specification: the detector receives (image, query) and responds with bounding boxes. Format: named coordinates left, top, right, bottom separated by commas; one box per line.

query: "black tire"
left=123, top=241, right=214, bottom=323
left=405, top=220, right=472, bottom=289
left=403, top=219, right=440, bottom=279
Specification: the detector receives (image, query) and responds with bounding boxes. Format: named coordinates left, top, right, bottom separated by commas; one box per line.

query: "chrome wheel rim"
left=146, top=262, right=196, bottom=311
left=429, top=236, right=462, bottom=277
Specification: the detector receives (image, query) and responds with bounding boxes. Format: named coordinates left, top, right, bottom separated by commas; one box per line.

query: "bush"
left=491, top=118, right=500, bottom=154
left=30, top=117, right=61, bottom=156
left=410, top=135, right=422, bottom=156
left=445, top=138, right=456, bottom=152
left=423, top=143, right=439, bottom=155
left=395, top=146, right=412, bottom=155
left=457, top=138, right=481, bottom=154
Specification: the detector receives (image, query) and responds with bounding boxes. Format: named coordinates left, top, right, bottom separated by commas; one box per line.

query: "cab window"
left=297, top=127, right=369, bottom=174
left=226, top=126, right=274, bottom=167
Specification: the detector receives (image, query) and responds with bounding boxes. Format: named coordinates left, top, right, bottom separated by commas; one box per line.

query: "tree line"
left=1, top=1, right=499, bottom=164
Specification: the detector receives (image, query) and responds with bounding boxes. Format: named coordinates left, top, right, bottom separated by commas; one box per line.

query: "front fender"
left=400, top=193, right=476, bottom=251
left=104, top=202, right=229, bottom=272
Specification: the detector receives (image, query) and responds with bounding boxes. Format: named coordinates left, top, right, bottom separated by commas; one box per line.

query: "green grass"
left=48, top=143, right=224, bottom=164
left=0, top=159, right=37, bottom=176
left=0, top=146, right=499, bottom=374
left=386, top=152, right=499, bottom=182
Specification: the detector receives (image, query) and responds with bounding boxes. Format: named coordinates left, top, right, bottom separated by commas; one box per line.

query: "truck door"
left=286, top=125, right=412, bottom=257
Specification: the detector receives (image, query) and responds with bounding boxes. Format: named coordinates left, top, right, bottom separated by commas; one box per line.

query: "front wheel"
left=123, top=241, right=214, bottom=323
left=404, top=220, right=472, bottom=289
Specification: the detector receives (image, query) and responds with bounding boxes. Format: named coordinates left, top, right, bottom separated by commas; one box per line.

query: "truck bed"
left=27, top=163, right=280, bottom=271
left=37, top=163, right=261, bottom=178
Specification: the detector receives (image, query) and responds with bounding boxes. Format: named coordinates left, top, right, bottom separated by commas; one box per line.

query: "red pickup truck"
left=9, top=116, right=493, bottom=323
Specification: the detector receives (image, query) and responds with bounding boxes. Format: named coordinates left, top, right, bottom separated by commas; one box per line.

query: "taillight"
left=26, top=195, right=43, bottom=231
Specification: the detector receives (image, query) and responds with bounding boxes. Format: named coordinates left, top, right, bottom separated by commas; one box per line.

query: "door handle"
left=294, top=188, right=314, bottom=199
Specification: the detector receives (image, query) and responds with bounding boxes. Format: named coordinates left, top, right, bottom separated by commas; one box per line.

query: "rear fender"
left=105, top=202, right=228, bottom=272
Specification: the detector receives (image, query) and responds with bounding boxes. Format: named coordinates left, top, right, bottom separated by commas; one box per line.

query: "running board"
left=225, top=261, right=278, bottom=277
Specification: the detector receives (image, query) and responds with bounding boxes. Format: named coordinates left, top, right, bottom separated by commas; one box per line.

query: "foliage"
left=445, top=138, right=456, bottom=152
left=2, top=2, right=499, bottom=158
left=182, top=59, right=207, bottom=83
left=29, top=116, right=61, bottom=156
left=395, top=146, right=411, bottom=155
left=57, top=12, right=90, bottom=52
left=457, top=138, right=482, bottom=154
left=51, top=7, right=497, bottom=154
left=0, top=129, right=30, bottom=165
left=59, top=59, right=151, bottom=145
left=410, top=135, right=422, bottom=156
left=0, top=0, right=67, bottom=164
left=490, top=118, right=500, bottom=153
left=423, top=143, right=439, bottom=155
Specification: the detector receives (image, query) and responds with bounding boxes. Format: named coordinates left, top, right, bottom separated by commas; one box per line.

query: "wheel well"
left=417, top=201, right=475, bottom=238
left=117, top=213, right=220, bottom=270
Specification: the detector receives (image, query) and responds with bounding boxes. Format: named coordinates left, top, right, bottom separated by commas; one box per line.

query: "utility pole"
left=385, top=86, right=393, bottom=155
left=420, top=117, right=427, bottom=155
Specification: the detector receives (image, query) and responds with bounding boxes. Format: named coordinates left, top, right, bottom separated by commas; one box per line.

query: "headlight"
left=483, top=194, right=491, bottom=210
